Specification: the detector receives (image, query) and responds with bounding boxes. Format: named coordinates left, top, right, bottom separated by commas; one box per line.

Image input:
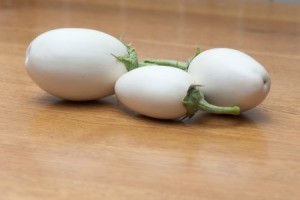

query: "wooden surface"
left=1, top=0, right=300, bottom=199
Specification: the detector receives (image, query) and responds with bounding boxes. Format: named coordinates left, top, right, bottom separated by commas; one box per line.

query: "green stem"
left=198, top=98, right=240, bottom=115
left=138, top=61, right=150, bottom=67
left=114, top=43, right=201, bottom=71
left=140, top=59, right=188, bottom=70
left=138, top=47, right=201, bottom=70
left=182, top=85, right=240, bottom=119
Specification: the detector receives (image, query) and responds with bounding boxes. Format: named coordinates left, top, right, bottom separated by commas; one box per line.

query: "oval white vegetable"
left=25, top=28, right=128, bottom=101
left=115, top=66, right=193, bottom=119
left=115, top=65, right=240, bottom=119
left=188, top=48, right=271, bottom=112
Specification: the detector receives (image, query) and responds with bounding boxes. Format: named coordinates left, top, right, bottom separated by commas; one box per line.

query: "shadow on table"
left=30, top=93, right=272, bottom=129
left=31, top=94, right=119, bottom=109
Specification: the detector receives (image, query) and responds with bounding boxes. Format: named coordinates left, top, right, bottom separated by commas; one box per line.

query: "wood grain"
left=1, top=0, right=300, bottom=199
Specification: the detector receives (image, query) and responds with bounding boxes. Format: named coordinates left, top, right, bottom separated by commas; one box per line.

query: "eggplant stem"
left=139, top=59, right=188, bottom=70
left=138, top=47, right=202, bottom=70
left=182, top=85, right=240, bottom=119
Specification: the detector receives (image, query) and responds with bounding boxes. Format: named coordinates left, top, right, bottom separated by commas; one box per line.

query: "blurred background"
left=1, top=0, right=300, bottom=62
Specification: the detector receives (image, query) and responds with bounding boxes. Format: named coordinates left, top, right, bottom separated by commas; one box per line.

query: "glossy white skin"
left=25, top=28, right=128, bottom=101
left=188, top=48, right=271, bottom=111
left=115, top=66, right=195, bottom=119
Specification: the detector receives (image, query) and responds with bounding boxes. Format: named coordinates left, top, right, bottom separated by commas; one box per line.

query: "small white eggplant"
left=187, top=48, right=271, bottom=112
left=115, top=65, right=240, bottom=120
left=25, top=28, right=138, bottom=101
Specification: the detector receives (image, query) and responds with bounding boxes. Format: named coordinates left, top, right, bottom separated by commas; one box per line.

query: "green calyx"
left=113, top=43, right=139, bottom=71
left=182, top=85, right=240, bottom=119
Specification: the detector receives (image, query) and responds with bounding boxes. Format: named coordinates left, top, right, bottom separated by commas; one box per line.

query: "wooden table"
left=1, top=0, right=300, bottom=199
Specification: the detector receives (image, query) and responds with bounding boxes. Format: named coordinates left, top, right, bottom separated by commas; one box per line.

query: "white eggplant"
left=187, top=48, right=271, bottom=111
left=25, top=28, right=138, bottom=101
